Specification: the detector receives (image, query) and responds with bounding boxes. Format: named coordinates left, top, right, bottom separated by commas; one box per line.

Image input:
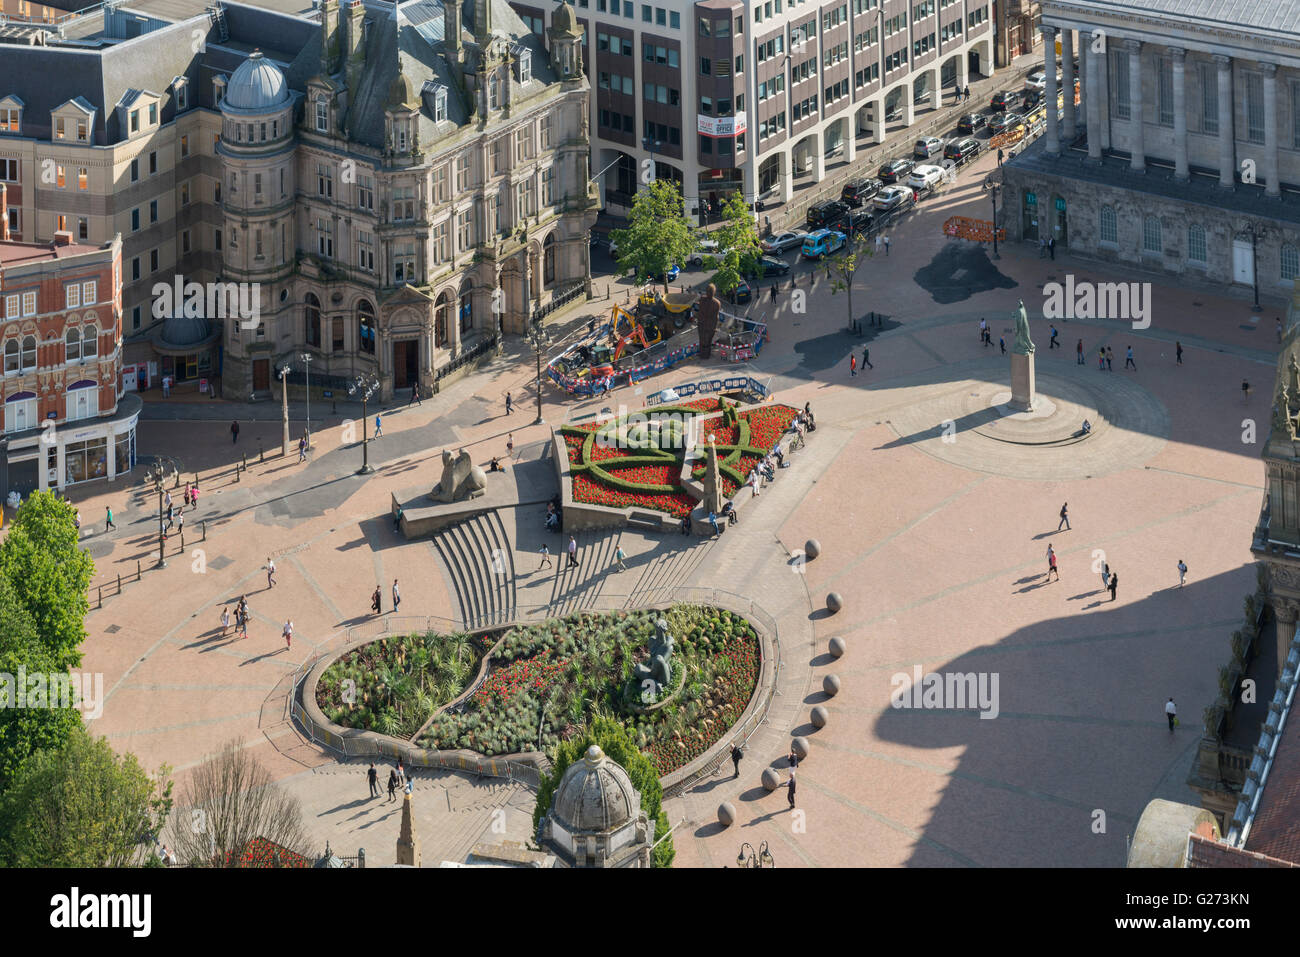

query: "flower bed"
left=418, top=606, right=762, bottom=776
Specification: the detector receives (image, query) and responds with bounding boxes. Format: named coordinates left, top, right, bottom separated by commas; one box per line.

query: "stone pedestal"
left=1009, top=351, right=1036, bottom=412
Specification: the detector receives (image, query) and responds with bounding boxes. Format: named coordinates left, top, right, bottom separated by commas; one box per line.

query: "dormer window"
left=517, top=49, right=532, bottom=84
left=435, top=88, right=447, bottom=122
left=148, top=103, right=157, bottom=125
left=129, top=110, right=139, bottom=133
left=174, top=78, right=188, bottom=111
left=76, top=119, right=87, bottom=142
left=0, top=99, right=21, bottom=134
left=55, top=118, right=65, bottom=139
left=315, top=97, right=329, bottom=133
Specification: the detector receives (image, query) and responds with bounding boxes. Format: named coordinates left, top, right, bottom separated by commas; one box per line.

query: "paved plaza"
left=69, top=140, right=1283, bottom=865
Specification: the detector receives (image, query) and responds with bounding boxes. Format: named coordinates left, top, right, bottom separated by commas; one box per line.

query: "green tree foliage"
left=0, top=575, right=82, bottom=793
left=533, top=716, right=675, bottom=867
left=709, top=192, right=763, bottom=297
left=0, top=490, right=94, bottom=671
left=828, top=236, right=873, bottom=332
left=0, top=724, right=172, bottom=867
left=611, top=178, right=697, bottom=294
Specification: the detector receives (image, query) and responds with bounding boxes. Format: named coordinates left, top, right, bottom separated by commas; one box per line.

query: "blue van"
left=801, top=229, right=847, bottom=259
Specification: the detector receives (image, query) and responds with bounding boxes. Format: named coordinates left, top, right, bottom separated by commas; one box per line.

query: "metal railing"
left=533, top=279, right=587, bottom=323
left=434, top=333, right=500, bottom=384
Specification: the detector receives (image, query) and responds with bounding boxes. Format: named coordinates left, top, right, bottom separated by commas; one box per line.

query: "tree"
left=0, top=490, right=94, bottom=671
left=167, top=738, right=314, bottom=867
left=0, top=724, right=172, bottom=867
left=532, top=716, right=674, bottom=867
left=828, top=236, right=874, bottom=334
left=708, top=192, right=764, bottom=299
left=611, top=178, right=697, bottom=295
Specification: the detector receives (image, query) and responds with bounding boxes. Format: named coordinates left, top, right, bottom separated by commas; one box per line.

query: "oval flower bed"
left=418, top=605, right=761, bottom=776
left=562, top=399, right=800, bottom=518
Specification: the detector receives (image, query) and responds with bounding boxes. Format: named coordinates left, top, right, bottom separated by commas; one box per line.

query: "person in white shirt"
left=1177, top=560, right=1187, bottom=587
left=1165, top=697, right=1177, bottom=731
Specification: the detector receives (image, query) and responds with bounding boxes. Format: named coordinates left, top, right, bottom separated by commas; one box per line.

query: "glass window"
left=1283, top=244, right=1300, bottom=281
left=1187, top=224, right=1206, bottom=264
left=1142, top=215, right=1162, bottom=253
left=1099, top=205, right=1117, bottom=244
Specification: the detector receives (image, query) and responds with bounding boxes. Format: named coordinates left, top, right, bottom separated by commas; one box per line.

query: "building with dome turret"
left=539, top=744, right=654, bottom=868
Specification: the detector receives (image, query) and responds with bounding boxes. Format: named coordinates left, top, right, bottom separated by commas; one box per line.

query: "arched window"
left=1282, top=243, right=1300, bottom=282
left=65, top=328, right=81, bottom=362
left=305, top=293, right=322, bottom=348
left=1187, top=224, right=1207, bottom=264
left=21, top=334, right=36, bottom=371
left=1142, top=215, right=1162, bottom=253
left=3, top=340, right=17, bottom=375
left=1099, top=205, right=1117, bottom=244
left=459, top=280, right=474, bottom=333
left=543, top=234, right=557, bottom=286
left=357, top=299, right=376, bottom=354
left=82, top=325, right=98, bottom=359
left=435, top=292, right=450, bottom=348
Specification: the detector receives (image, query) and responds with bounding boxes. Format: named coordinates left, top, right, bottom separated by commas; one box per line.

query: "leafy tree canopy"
left=611, top=179, right=698, bottom=294
left=709, top=192, right=764, bottom=296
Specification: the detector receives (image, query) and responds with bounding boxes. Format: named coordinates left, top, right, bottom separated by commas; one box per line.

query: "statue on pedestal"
left=1012, top=299, right=1035, bottom=355
left=1008, top=299, right=1037, bottom=412
left=697, top=284, right=720, bottom=360
left=432, top=449, right=487, bottom=502
left=632, top=617, right=675, bottom=701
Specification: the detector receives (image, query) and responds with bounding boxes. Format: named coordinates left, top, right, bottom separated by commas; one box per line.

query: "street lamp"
left=300, top=353, right=313, bottom=449
left=348, top=374, right=380, bottom=475
left=277, top=365, right=290, bottom=457
left=1242, top=221, right=1269, bottom=312
left=983, top=172, right=1002, bottom=260
left=528, top=323, right=546, bottom=425
left=148, top=463, right=167, bottom=569
left=736, top=841, right=775, bottom=868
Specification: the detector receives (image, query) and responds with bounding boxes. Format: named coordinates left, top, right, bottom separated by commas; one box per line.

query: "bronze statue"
left=431, top=448, right=488, bottom=502
left=1011, top=299, right=1034, bottom=355
left=697, top=283, right=721, bottom=359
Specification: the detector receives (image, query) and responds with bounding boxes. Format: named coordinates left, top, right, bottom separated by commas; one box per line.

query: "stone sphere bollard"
left=829, top=636, right=847, bottom=658
left=791, top=736, right=810, bottom=760
left=811, top=705, right=829, bottom=728
left=761, top=768, right=781, bottom=791
left=823, top=674, right=841, bottom=697
left=826, top=592, right=843, bottom=614
left=805, top=539, right=821, bottom=560
left=718, top=801, right=737, bottom=827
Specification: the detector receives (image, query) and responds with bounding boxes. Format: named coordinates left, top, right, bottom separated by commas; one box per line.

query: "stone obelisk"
left=1009, top=299, right=1036, bottom=412
left=702, top=437, right=723, bottom=514
left=396, top=791, right=421, bottom=867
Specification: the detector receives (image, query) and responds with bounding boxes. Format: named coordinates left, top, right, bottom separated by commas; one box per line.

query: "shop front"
left=0, top=393, right=141, bottom=502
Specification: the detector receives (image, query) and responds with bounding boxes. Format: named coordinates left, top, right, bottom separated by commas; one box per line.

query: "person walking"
left=164, top=502, right=174, bottom=532
left=862, top=348, right=873, bottom=369
left=539, top=543, right=552, bottom=569
left=506, top=433, right=514, bottom=455
left=221, top=606, right=231, bottom=636
left=368, top=763, right=379, bottom=798
left=387, top=768, right=398, bottom=802
left=1125, top=345, right=1136, bottom=370
left=1177, top=559, right=1187, bottom=587
left=1166, top=697, right=1177, bottom=731
left=1175, top=341, right=1183, bottom=365
left=1076, top=339, right=1084, bottom=365
left=505, top=391, right=513, bottom=415
left=231, top=419, right=240, bottom=444
left=371, top=585, right=382, bottom=615
left=1108, top=571, right=1118, bottom=602
left=1106, top=347, right=1114, bottom=371
left=409, top=383, right=421, bottom=406
left=392, top=578, right=401, bottom=612
left=1242, top=379, right=1251, bottom=402
left=999, top=336, right=1006, bottom=355
left=1058, top=502, right=1070, bottom=531
left=770, top=283, right=777, bottom=303
left=176, top=510, right=184, bottom=536
left=372, top=413, right=382, bottom=438
left=1039, top=236, right=1047, bottom=259
left=393, top=505, right=403, bottom=534
left=1046, top=544, right=1059, bottom=582
left=567, top=534, right=580, bottom=567
left=1049, top=325, right=1059, bottom=349
left=614, top=545, right=628, bottom=571
left=785, top=769, right=797, bottom=810
left=979, top=317, right=988, bottom=343
left=282, top=619, right=293, bottom=650
left=883, top=235, right=890, bottom=256
left=1048, top=236, right=1056, bottom=260
left=1098, top=346, right=1106, bottom=371
left=730, top=742, right=743, bottom=778
left=680, top=514, right=691, bottom=536
left=850, top=354, right=857, bottom=377
left=1101, top=561, right=1110, bottom=590
left=297, top=434, right=308, bottom=463
left=191, top=483, right=200, bottom=509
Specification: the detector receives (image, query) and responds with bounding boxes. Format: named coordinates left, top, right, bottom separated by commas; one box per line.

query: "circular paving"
left=882, top=360, right=1169, bottom=481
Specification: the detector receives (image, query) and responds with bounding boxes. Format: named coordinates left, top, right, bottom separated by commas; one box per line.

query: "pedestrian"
left=392, top=578, right=401, bottom=612
left=191, top=484, right=199, bottom=508
left=368, top=763, right=379, bottom=798
left=1077, top=339, right=1084, bottom=365
left=770, top=283, right=777, bottom=303
left=221, top=607, right=230, bottom=636
left=999, top=336, right=1006, bottom=355
left=1177, top=559, right=1187, bottom=587
left=282, top=619, right=293, bottom=650
left=165, top=503, right=174, bottom=532
left=1106, top=347, right=1114, bottom=371
left=850, top=354, right=857, bottom=377
left=1176, top=341, right=1183, bottom=365
left=1108, top=571, right=1118, bottom=602
left=883, top=235, right=890, bottom=256
left=1039, top=236, right=1047, bottom=259
left=505, top=391, right=513, bottom=415
left=1101, top=561, right=1110, bottom=589
left=722, top=501, right=738, bottom=525
left=614, top=545, right=628, bottom=571
left=788, top=745, right=800, bottom=769
left=1242, top=379, right=1251, bottom=401
left=708, top=511, right=720, bottom=536
left=387, top=769, right=398, bottom=802
left=680, top=514, right=691, bottom=536
left=176, top=510, right=184, bottom=535
left=979, top=317, right=988, bottom=344
left=764, top=215, right=772, bottom=236
left=374, top=413, right=383, bottom=438
left=567, top=534, right=579, bottom=567
left=371, top=585, right=382, bottom=615
left=1048, top=236, right=1056, bottom=260
left=393, top=504, right=403, bottom=533
left=1098, top=347, right=1105, bottom=371
left=785, top=770, right=797, bottom=809
left=1049, top=325, right=1059, bottom=349
left=539, top=543, right=552, bottom=569
left=1046, top=544, right=1059, bottom=581
left=730, top=742, right=743, bottom=778
left=875, top=234, right=883, bottom=256
left=410, top=382, right=421, bottom=406
left=267, top=557, right=276, bottom=588
left=73, top=508, right=81, bottom=532
left=1166, top=697, right=1177, bottom=731
left=231, top=419, right=240, bottom=444
left=863, top=348, right=873, bottom=369
left=1125, top=345, right=1136, bottom=370
left=1058, top=502, right=1070, bottom=531
left=506, top=433, right=514, bottom=455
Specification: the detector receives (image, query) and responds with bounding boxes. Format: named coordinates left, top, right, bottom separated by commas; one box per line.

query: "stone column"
left=871, top=97, right=886, bottom=143
left=1274, top=598, right=1299, bottom=679
left=1263, top=62, right=1280, bottom=197
left=1171, top=47, right=1188, bottom=180
left=810, top=128, right=825, bottom=182
left=779, top=148, right=794, bottom=203
left=843, top=118, right=856, bottom=163
left=956, top=47, right=969, bottom=92
left=1044, top=25, right=1060, bottom=154
left=1062, top=29, right=1076, bottom=141
left=1086, top=39, right=1102, bottom=160
left=1127, top=40, right=1144, bottom=170
left=1098, top=40, right=1110, bottom=150
left=1216, top=54, right=1234, bottom=188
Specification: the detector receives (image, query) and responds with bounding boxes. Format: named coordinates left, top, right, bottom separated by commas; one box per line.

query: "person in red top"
left=1046, top=544, right=1059, bottom=582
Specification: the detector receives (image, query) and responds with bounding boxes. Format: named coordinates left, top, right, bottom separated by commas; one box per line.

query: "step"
left=469, top=514, right=507, bottom=628
left=453, top=521, right=493, bottom=628
left=446, top=523, right=486, bottom=628
left=431, top=532, right=473, bottom=630
left=486, top=511, right=518, bottom=622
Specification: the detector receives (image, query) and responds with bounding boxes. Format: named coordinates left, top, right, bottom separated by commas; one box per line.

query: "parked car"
left=944, top=137, right=981, bottom=165
left=847, top=208, right=875, bottom=234
left=1022, top=88, right=1043, bottom=110
left=727, top=279, right=753, bottom=304
left=841, top=177, right=883, bottom=208
left=1024, top=68, right=1046, bottom=91
left=956, top=112, right=987, bottom=135
left=877, top=158, right=915, bottom=183
left=873, top=185, right=914, bottom=214
left=807, top=200, right=850, bottom=229
left=988, top=112, right=1024, bottom=135
left=761, top=231, right=807, bottom=254
left=914, top=136, right=945, bottom=159
left=688, top=239, right=721, bottom=267
left=648, top=263, right=681, bottom=282
left=990, top=90, right=1022, bottom=112
left=906, top=165, right=945, bottom=191
left=746, top=256, right=792, bottom=279
left=800, top=229, right=847, bottom=259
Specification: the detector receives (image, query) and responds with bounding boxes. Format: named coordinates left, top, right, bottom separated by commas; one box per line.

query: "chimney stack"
left=320, top=0, right=340, bottom=74
left=345, top=0, right=366, bottom=93
left=445, top=0, right=461, bottom=56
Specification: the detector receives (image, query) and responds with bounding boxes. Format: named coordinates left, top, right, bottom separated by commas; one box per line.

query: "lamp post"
left=277, top=364, right=290, bottom=457
left=348, top=374, right=380, bottom=475
left=528, top=324, right=545, bottom=425
left=983, top=172, right=1002, bottom=260
left=300, top=353, right=313, bottom=448
left=149, top=463, right=167, bottom=568
left=1242, top=221, right=1269, bottom=312
left=736, top=841, right=775, bottom=868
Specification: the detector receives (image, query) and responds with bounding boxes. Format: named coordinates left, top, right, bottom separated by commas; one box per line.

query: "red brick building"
left=0, top=183, right=138, bottom=499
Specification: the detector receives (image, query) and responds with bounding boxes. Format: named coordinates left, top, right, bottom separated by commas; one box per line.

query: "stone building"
left=1001, top=1, right=1300, bottom=296
left=539, top=744, right=653, bottom=867
left=0, top=0, right=598, bottom=402
left=994, top=0, right=1039, bottom=69
left=0, top=184, right=137, bottom=498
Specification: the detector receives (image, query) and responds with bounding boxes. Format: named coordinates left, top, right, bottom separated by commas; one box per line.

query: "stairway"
left=428, top=510, right=518, bottom=631
left=207, top=2, right=228, bottom=41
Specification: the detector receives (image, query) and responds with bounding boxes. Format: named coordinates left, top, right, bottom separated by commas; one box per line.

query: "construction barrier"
left=942, top=216, right=1006, bottom=243
left=990, top=127, right=1027, bottom=150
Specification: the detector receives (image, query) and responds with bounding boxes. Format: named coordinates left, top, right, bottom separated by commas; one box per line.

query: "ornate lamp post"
left=348, top=374, right=380, bottom=475
left=148, top=462, right=167, bottom=568
left=1242, top=221, right=1269, bottom=312
left=736, top=841, right=775, bottom=868
left=277, top=364, right=291, bottom=457
left=528, top=324, right=546, bottom=425
left=300, top=352, right=314, bottom=449
left=983, top=172, right=1002, bottom=260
